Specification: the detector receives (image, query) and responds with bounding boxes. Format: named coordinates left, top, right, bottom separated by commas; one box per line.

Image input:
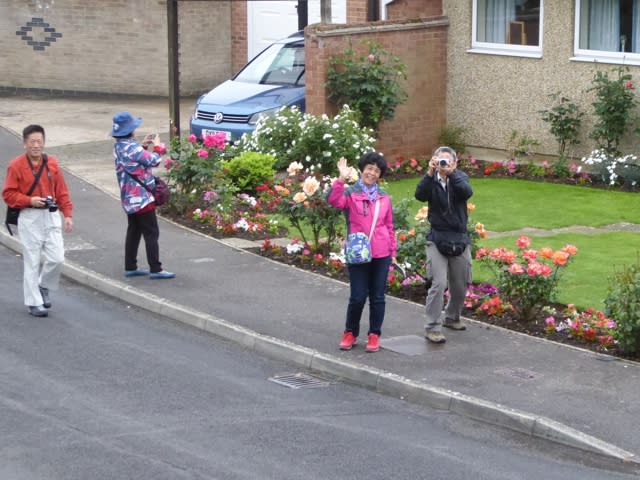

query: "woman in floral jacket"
left=327, top=152, right=396, bottom=353
left=112, top=111, right=175, bottom=280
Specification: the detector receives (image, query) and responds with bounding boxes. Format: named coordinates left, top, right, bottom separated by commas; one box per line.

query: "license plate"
left=202, top=129, right=231, bottom=141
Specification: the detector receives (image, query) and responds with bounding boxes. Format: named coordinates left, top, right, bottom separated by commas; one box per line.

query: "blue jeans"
left=345, top=256, right=391, bottom=337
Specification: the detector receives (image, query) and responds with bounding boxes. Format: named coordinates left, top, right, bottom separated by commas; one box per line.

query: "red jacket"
left=2, top=153, right=73, bottom=218
left=327, top=179, right=396, bottom=259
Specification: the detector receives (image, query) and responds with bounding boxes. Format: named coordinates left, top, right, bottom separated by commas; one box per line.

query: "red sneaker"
left=365, top=333, right=380, bottom=352
left=339, top=331, right=357, bottom=350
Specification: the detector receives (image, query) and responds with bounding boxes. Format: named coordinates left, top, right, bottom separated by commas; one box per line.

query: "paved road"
left=1, top=245, right=638, bottom=480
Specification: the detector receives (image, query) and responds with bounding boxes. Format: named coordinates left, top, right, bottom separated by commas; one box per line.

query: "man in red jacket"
left=2, top=124, right=74, bottom=317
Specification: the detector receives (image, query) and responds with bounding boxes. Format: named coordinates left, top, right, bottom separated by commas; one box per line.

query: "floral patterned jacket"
left=114, top=138, right=162, bottom=214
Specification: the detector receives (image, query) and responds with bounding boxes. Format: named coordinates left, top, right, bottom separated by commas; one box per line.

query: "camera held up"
left=438, top=158, right=450, bottom=167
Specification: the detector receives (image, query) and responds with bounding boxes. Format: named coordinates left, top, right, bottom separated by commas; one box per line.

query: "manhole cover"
left=380, top=335, right=429, bottom=356
left=269, top=372, right=332, bottom=389
left=495, top=367, right=541, bottom=381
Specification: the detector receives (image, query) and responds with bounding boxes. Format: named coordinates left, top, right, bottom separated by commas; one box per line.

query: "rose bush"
left=258, top=161, right=344, bottom=252
left=476, top=235, right=578, bottom=321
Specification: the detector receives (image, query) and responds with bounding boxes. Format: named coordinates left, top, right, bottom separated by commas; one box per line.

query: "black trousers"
left=125, top=208, right=162, bottom=273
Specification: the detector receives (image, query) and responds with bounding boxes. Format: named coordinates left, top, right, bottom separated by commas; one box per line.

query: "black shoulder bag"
left=5, top=154, right=48, bottom=236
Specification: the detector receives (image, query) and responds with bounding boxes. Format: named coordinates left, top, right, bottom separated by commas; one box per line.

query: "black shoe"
left=39, top=286, right=51, bottom=309
left=28, top=305, right=48, bottom=317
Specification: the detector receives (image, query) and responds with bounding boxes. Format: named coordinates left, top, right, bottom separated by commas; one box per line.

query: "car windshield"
left=234, top=42, right=305, bottom=86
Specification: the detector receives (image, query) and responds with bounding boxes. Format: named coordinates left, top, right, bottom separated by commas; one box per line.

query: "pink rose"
left=188, top=134, right=197, bottom=143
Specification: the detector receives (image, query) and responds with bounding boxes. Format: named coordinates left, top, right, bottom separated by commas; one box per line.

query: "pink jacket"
left=327, top=179, right=397, bottom=259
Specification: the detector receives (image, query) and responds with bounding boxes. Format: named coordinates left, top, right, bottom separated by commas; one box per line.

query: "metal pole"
left=167, top=0, right=180, bottom=140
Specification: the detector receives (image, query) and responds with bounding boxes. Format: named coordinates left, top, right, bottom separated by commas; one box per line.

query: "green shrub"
left=539, top=93, right=584, bottom=157
left=326, top=41, right=408, bottom=131
left=605, top=260, right=640, bottom=354
left=222, top=152, right=276, bottom=193
left=437, top=125, right=469, bottom=155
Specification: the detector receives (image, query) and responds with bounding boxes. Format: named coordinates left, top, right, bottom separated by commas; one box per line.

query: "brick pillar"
left=231, top=1, right=248, bottom=74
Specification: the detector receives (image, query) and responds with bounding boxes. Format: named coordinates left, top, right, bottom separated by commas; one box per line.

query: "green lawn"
left=383, top=177, right=640, bottom=310
left=384, top=177, right=640, bottom=231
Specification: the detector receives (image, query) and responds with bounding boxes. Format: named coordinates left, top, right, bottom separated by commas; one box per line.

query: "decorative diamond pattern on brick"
left=16, top=17, right=62, bottom=51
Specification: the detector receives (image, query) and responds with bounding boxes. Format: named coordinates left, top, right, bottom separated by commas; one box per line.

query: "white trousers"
left=17, top=208, right=65, bottom=307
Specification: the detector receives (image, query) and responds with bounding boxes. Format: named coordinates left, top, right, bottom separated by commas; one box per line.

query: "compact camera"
left=437, top=158, right=451, bottom=167
left=43, top=196, right=58, bottom=212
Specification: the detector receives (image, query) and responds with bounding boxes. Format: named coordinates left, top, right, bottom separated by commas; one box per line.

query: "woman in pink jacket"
left=327, top=152, right=397, bottom=353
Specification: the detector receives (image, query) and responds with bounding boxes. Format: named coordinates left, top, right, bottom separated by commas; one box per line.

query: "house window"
left=472, top=0, right=543, bottom=57
left=575, top=0, right=640, bottom=64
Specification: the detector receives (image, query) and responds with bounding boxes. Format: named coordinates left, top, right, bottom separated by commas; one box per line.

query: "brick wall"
left=305, top=17, right=448, bottom=160
left=0, top=0, right=231, bottom=96
left=387, top=0, right=442, bottom=19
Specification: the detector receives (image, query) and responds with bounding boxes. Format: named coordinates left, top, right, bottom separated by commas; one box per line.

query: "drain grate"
left=269, top=372, right=332, bottom=389
left=495, top=367, right=541, bottom=381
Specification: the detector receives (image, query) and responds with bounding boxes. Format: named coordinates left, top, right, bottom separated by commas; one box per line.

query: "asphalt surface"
left=0, top=93, right=639, bottom=467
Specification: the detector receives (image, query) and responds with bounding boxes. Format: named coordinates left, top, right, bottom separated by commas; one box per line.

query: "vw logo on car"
left=213, top=112, right=223, bottom=124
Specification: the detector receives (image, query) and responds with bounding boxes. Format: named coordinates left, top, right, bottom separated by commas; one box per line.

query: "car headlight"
left=192, top=95, right=205, bottom=120
left=248, top=107, right=281, bottom=125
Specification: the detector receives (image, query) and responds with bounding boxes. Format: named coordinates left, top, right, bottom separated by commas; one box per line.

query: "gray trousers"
left=424, top=241, right=472, bottom=332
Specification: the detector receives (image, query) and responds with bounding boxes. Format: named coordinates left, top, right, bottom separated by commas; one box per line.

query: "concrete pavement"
left=1, top=92, right=639, bottom=467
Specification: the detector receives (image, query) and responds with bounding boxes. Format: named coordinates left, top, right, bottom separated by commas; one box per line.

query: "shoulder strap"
left=26, top=154, right=48, bottom=196
left=368, top=200, right=380, bottom=239
left=124, top=170, right=152, bottom=193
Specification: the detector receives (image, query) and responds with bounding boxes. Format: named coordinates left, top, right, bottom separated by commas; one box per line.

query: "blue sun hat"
left=110, top=111, right=142, bottom=137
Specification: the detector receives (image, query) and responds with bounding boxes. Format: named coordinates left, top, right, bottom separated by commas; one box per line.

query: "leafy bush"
left=539, top=93, right=584, bottom=157
left=605, top=260, right=640, bottom=354
left=437, top=125, right=470, bottom=156
left=588, top=68, right=638, bottom=156
left=222, top=152, right=276, bottom=193
left=476, top=236, right=577, bottom=321
left=231, top=105, right=375, bottom=174
left=326, top=41, right=408, bottom=131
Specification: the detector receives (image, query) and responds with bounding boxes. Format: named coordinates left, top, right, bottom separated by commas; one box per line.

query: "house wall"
left=0, top=0, right=231, bottom=96
left=231, top=1, right=248, bottom=75
left=444, top=1, right=640, bottom=159
left=305, top=17, right=448, bottom=160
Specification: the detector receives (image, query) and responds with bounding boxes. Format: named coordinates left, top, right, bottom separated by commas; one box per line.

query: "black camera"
left=43, top=196, right=58, bottom=212
left=438, top=158, right=450, bottom=167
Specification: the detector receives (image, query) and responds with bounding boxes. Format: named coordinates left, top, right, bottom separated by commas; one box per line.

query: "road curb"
left=1, top=229, right=637, bottom=464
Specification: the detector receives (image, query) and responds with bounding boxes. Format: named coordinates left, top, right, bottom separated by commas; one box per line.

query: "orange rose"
left=561, top=244, right=578, bottom=255
left=539, top=247, right=554, bottom=259
left=552, top=251, right=570, bottom=266
left=398, top=233, right=407, bottom=242
left=467, top=203, right=476, bottom=212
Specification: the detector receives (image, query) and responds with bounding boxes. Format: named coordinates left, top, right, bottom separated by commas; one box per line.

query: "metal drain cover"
left=269, top=372, right=332, bottom=389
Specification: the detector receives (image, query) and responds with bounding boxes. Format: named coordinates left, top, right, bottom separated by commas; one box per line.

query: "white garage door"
left=247, top=1, right=299, bottom=60
left=247, top=0, right=347, bottom=61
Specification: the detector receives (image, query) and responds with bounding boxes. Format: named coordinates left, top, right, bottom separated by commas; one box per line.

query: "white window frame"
left=572, top=0, right=640, bottom=66
left=469, top=0, right=544, bottom=58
